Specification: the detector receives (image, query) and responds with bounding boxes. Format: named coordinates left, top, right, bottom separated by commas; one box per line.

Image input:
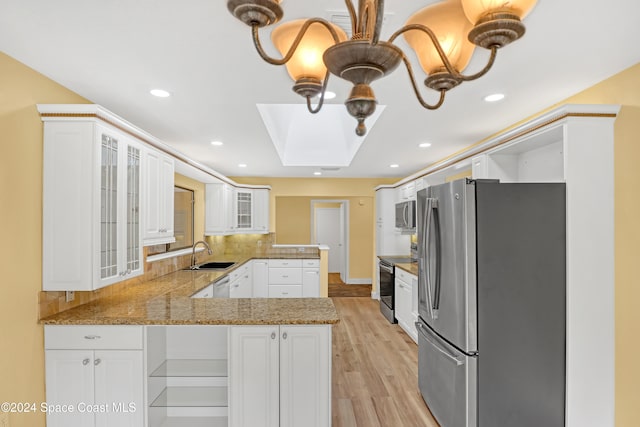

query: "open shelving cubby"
left=147, top=325, right=230, bottom=427
left=472, top=123, right=565, bottom=183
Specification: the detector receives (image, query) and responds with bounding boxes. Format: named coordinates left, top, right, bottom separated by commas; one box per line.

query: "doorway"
left=311, top=200, right=349, bottom=283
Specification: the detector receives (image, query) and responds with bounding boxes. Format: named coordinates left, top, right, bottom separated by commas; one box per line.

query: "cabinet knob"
left=94, top=358, right=101, bottom=366
left=282, top=332, right=288, bottom=340
left=82, top=358, right=90, bottom=366
left=271, top=332, right=276, bottom=340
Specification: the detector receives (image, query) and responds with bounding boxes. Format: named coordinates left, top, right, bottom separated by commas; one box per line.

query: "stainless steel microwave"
left=395, top=200, right=416, bottom=230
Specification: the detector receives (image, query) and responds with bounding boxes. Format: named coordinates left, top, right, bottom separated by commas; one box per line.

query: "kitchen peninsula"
left=40, top=256, right=338, bottom=427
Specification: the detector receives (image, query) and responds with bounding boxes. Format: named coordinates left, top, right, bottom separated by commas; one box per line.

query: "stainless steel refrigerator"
left=416, top=179, right=566, bottom=427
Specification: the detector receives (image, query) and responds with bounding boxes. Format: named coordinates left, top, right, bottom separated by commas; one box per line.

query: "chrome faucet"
left=191, top=240, right=212, bottom=269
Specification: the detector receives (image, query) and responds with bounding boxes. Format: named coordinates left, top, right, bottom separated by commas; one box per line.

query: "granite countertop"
left=40, top=254, right=338, bottom=326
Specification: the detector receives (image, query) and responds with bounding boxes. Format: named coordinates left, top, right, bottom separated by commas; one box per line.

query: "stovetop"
left=379, top=256, right=416, bottom=265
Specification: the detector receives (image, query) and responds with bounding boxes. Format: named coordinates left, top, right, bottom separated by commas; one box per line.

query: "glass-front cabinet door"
left=236, top=190, right=253, bottom=230
left=125, top=144, right=142, bottom=276
left=100, top=133, right=120, bottom=283
left=98, top=129, right=143, bottom=289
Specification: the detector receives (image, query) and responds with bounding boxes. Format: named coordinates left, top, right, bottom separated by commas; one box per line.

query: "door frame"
left=310, top=200, right=349, bottom=283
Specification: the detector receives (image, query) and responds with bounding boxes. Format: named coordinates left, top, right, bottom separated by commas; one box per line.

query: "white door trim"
left=310, top=200, right=350, bottom=283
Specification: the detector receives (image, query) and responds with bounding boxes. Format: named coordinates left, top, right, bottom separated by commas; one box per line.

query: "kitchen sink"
left=188, top=261, right=236, bottom=270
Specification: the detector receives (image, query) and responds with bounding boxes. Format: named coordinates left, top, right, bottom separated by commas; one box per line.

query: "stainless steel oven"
left=379, top=256, right=415, bottom=323
left=379, top=259, right=396, bottom=323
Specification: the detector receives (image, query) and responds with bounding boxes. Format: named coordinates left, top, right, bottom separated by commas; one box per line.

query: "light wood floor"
left=328, top=273, right=372, bottom=297
left=331, top=297, right=440, bottom=427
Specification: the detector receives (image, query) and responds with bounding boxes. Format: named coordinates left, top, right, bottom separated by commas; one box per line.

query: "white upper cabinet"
left=396, top=181, right=416, bottom=202
left=142, top=147, right=175, bottom=246
left=205, top=183, right=234, bottom=235
left=252, top=188, right=270, bottom=233
left=42, top=121, right=143, bottom=291
left=206, top=185, right=270, bottom=235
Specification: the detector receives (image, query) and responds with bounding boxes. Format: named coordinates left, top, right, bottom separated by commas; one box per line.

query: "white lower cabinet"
left=395, top=269, right=418, bottom=343
left=229, top=325, right=331, bottom=427
left=302, top=267, right=320, bottom=297
left=44, top=326, right=144, bottom=427
left=252, top=260, right=269, bottom=298
left=229, top=263, right=252, bottom=298
left=268, top=259, right=320, bottom=298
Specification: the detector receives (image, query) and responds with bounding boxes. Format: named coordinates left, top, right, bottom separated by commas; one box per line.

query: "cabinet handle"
left=82, top=358, right=90, bottom=366
left=282, top=332, right=288, bottom=340
left=271, top=332, right=276, bottom=340
left=282, top=275, right=289, bottom=278
left=84, top=335, right=101, bottom=340
left=94, top=358, right=101, bottom=366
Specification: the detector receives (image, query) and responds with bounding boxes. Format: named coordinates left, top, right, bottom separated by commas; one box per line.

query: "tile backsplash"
left=38, top=233, right=318, bottom=319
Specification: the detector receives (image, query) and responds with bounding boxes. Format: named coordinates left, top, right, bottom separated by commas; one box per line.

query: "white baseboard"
left=371, top=291, right=380, bottom=300
left=346, top=278, right=372, bottom=285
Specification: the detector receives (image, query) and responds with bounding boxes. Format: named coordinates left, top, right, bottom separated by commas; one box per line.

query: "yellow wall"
left=0, top=52, right=89, bottom=427
left=232, top=178, right=397, bottom=281
left=274, top=196, right=374, bottom=278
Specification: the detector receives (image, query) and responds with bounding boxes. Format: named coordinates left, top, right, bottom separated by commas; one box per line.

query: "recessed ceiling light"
left=390, top=164, right=399, bottom=168
left=418, top=142, right=432, bottom=148
left=484, top=93, right=505, bottom=102
left=150, top=89, right=171, bottom=98
left=211, top=141, right=224, bottom=146
left=316, top=91, right=336, bottom=100
left=314, top=171, right=322, bottom=176
left=238, top=163, right=247, bottom=168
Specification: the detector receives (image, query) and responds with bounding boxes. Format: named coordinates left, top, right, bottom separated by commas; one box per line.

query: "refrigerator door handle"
left=432, top=199, right=442, bottom=316
left=423, top=198, right=435, bottom=320
left=416, top=322, right=463, bottom=366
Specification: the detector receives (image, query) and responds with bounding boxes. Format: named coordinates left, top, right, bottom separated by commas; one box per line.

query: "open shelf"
left=150, top=359, right=228, bottom=377
left=159, top=416, right=228, bottom=427
left=150, top=386, right=228, bottom=408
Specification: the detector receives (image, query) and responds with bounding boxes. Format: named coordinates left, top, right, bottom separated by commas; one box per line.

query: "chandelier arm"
left=389, top=25, right=498, bottom=82
left=344, top=0, right=358, bottom=37
left=306, top=70, right=332, bottom=114
left=251, top=19, right=343, bottom=66
left=400, top=52, right=447, bottom=110
left=358, top=0, right=376, bottom=40
left=371, top=0, right=385, bottom=44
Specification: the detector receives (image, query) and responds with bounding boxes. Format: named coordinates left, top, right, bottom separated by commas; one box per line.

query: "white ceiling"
left=1, top=0, right=639, bottom=178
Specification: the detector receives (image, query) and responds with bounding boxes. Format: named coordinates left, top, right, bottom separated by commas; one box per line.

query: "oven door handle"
left=379, top=263, right=393, bottom=274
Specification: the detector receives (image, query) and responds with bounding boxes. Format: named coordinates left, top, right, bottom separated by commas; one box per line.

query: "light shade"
left=271, top=19, right=347, bottom=82
left=403, top=0, right=476, bottom=75
left=461, top=0, right=538, bottom=24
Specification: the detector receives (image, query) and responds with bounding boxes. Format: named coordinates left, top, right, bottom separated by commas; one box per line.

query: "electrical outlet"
left=0, top=412, right=10, bottom=427
left=65, top=291, right=75, bottom=302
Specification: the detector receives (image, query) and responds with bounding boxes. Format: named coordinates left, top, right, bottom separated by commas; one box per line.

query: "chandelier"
left=226, top=0, right=537, bottom=135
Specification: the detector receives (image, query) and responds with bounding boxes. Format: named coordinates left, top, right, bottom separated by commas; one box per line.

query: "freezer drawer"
left=417, top=321, right=476, bottom=427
